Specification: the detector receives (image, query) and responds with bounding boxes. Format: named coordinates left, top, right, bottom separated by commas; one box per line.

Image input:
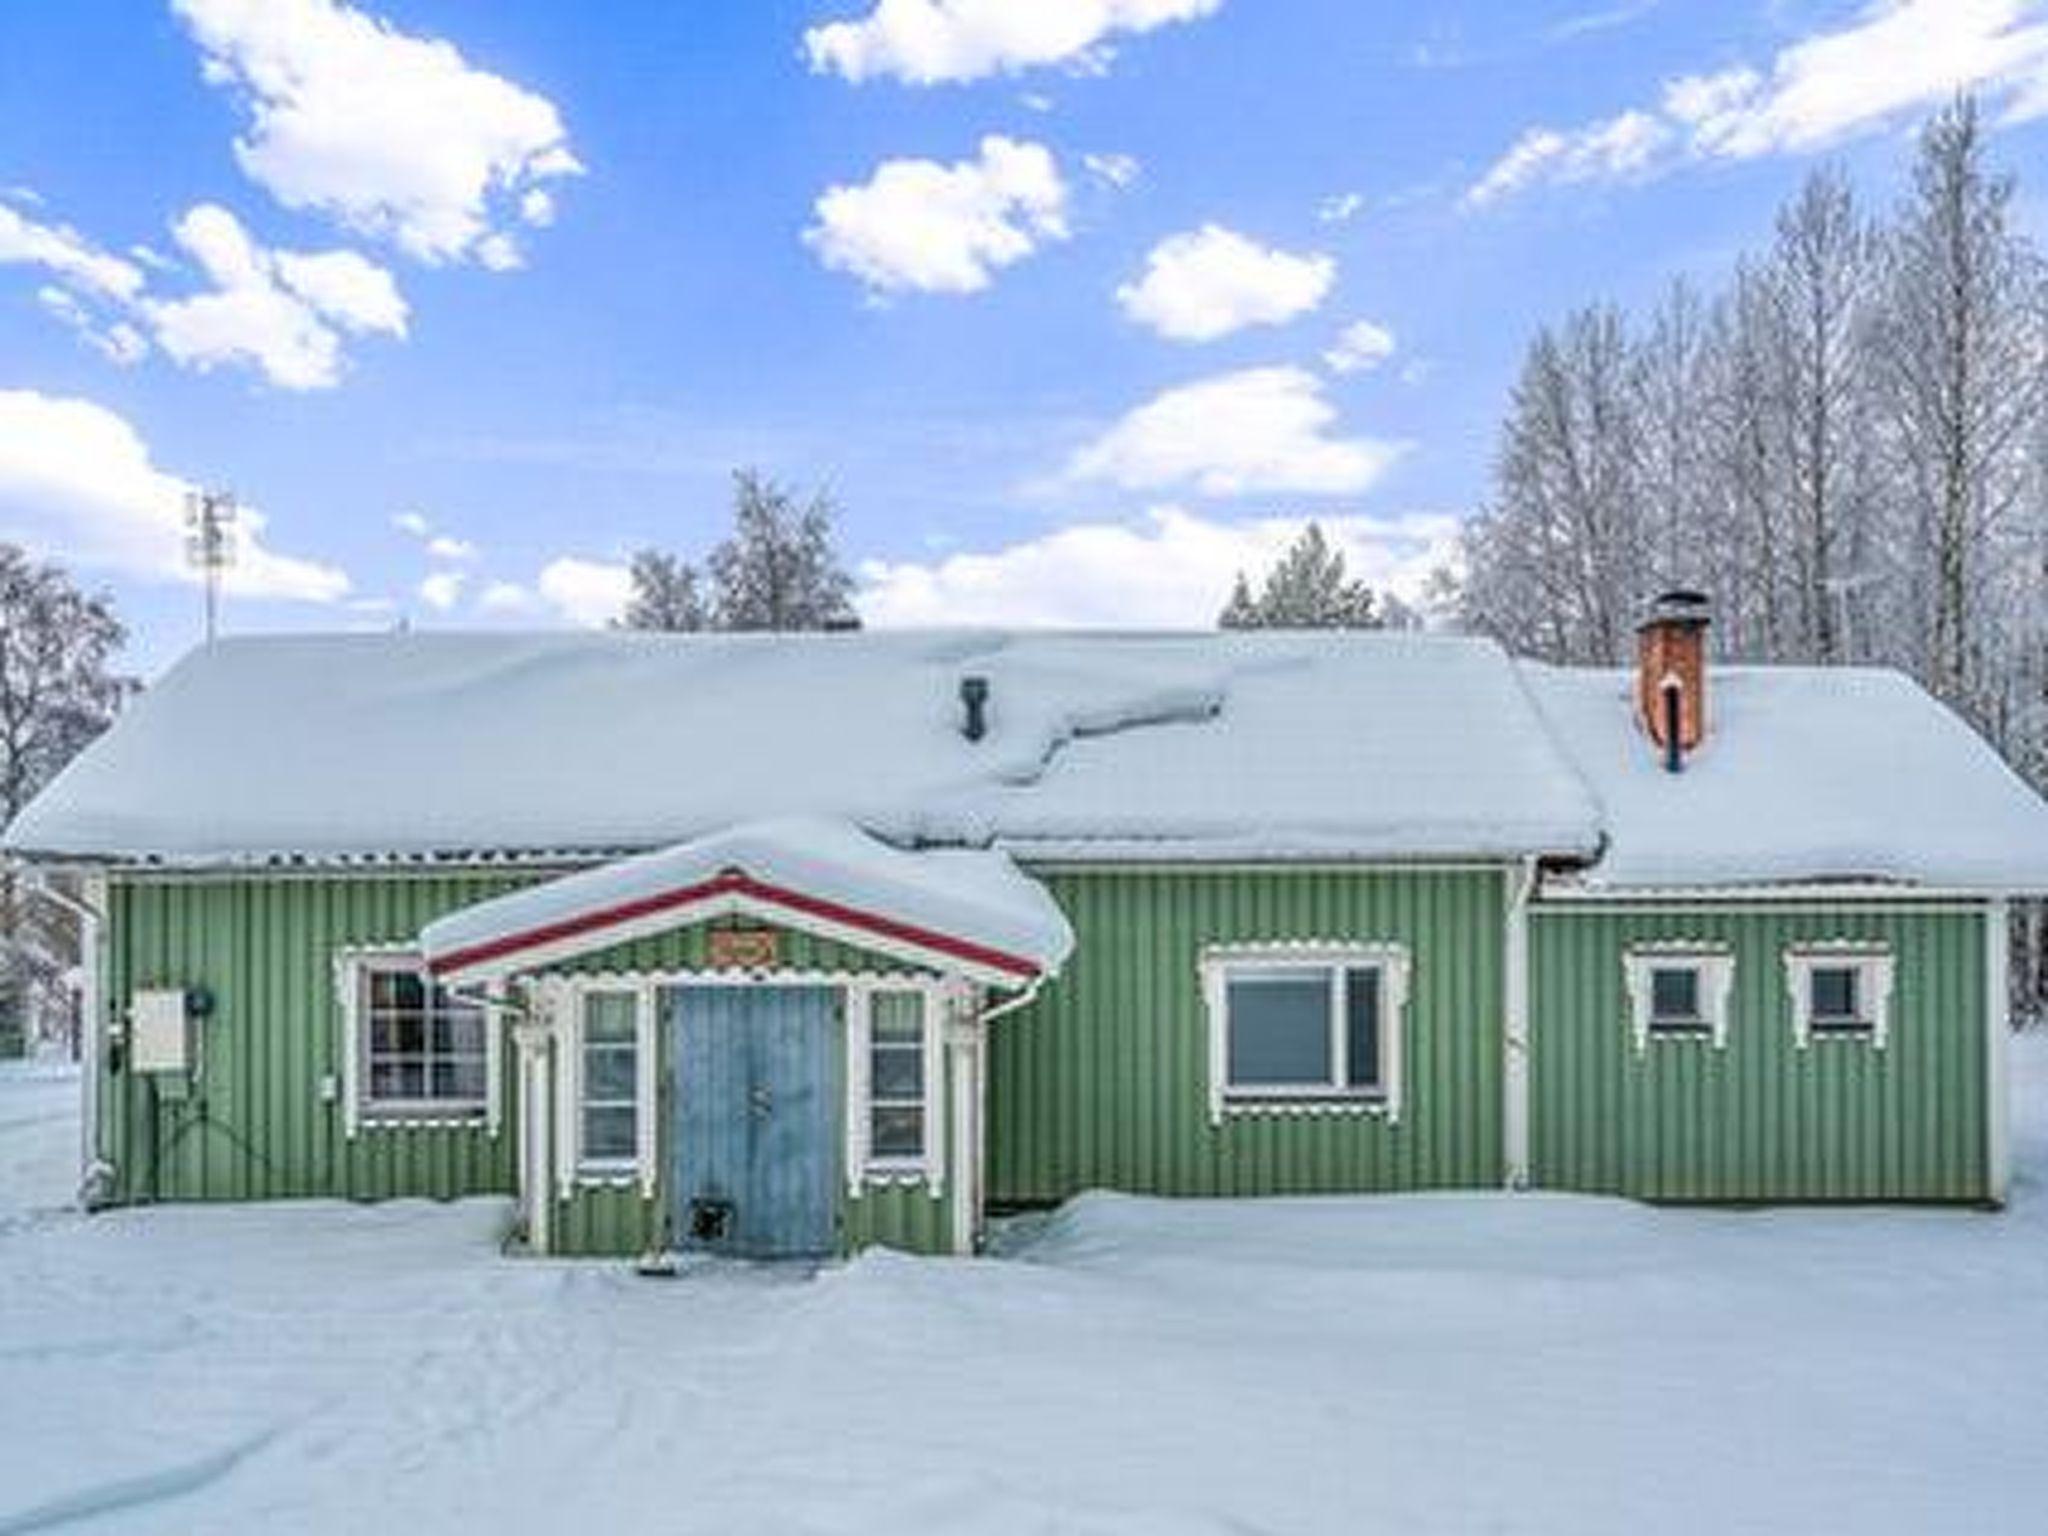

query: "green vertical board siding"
left=987, top=867, right=1508, bottom=1204
left=103, top=874, right=527, bottom=1206
left=1528, top=905, right=1988, bottom=1201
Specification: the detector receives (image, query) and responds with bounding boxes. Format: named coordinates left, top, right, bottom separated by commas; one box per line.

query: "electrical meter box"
left=130, top=989, right=193, bottom=1074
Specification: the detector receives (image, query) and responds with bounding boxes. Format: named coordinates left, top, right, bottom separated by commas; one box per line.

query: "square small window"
left=1786, top=948, right=1893, bottom=1049
left=1809, top=966, right=1863, bottom=1028
left=1623, top=948, right=1733, bottom=1051
left=1649, top=966, right=1702, bottom=1027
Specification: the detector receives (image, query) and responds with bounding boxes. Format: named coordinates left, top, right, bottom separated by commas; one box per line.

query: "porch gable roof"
left=420, top=816, right=1074, bottom=988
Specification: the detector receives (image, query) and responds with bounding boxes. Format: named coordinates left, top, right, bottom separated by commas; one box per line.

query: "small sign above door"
left=708, top=927, right=779, bottom=971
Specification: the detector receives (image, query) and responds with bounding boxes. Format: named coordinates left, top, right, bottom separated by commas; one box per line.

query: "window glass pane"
left=584, top=1046, right=636, bottom=1101
left=1811, top=966, right=1861, bottom=1021
left=1226, top=971, right=1331, bottom=1086
left=1650, top=967, right=1701, bottom=1022
left=871, top=1105, right=924, bottom=1159
left=584, top=993, right=637, bottom=1044
left=383, top=1013, right=424, bottom=1054
left=369, top=969, right=421, bottom=1009
left=432, top=1009, right=485, bottom=1055
left=449, top=1058, right=486, bottom=1101
left=872, top=1043, right=923, bottom=1100
left=369, top=1061, right=408, bottom=1099
left=583, top=1105, right=636, bottom=1161
left=1344, top=968, right=1381, bottom=1088
left=872, top=992, right=923, bottom=1042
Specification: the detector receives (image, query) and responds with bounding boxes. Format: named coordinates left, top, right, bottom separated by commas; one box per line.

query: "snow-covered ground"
left=4, top=1050, right=2048, bottom=1535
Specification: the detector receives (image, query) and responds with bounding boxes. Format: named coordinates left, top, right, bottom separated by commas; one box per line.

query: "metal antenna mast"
left=184, top=489, right=238, bottom=645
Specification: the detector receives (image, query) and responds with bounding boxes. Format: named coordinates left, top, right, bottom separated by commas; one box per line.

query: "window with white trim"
left=847, top=983, right=943, bottom=1189
left=579, top=990, right=639, bottom=1170
left=1785, top=945, right=1894, bottom=1048
left=1201, top=946, right=1409, bottom=1121
left=1621, top=946, right=1735, bottom=1051
left=867, top=990, right=927, bottom=1166
left=357, top=958, right=487, bottom=1116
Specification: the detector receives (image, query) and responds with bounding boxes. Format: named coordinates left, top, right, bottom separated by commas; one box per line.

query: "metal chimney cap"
left=1638, top=588, right=1712, bottom=631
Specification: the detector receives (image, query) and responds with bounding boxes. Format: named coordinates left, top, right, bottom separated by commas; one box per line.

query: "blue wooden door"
left=668, top=985, right=839, bottom=1259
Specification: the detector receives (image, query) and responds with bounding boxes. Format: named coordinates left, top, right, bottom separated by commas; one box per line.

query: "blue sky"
left=4, top=0, right=2048, bottom=673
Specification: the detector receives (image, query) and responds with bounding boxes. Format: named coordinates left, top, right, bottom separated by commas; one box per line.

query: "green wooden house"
left=9, top=595, right=2047, bottom=1259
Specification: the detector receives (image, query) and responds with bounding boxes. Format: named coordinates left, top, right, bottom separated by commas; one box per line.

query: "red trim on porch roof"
left=429, top=867, right=1043, bottom=980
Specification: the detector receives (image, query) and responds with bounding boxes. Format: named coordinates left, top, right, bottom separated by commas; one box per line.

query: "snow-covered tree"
left=1453, top=97, right=2048, bottom=1013
left=0, top=546, right=130, bottom=1056
left=1869, top=98, right=2044, bottom=718
left=621, top=550, right=706, bottom=632
left=707, top=470, right=858, bottom=632
left=1218, top=523, right=1382, bottom=629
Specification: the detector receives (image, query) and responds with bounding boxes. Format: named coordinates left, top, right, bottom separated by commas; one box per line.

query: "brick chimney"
left=1635, top=590, right=1710, bottom=772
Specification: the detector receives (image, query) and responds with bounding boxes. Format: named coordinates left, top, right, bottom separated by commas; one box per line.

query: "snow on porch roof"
left=419, top=817, right=1076, bottom=987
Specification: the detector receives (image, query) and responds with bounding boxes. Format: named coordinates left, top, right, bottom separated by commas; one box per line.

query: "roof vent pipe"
left=959, top=675, right=990, bottom=742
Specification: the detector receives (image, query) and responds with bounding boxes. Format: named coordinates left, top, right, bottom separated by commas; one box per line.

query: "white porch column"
left=512, top=1013, right=555, bottom=1254
left=944, top=991, right=988, bottom=1256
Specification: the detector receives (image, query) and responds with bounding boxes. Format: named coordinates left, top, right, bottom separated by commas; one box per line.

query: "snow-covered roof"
left=9, top=629, right=2046, bottom=892
left=0, top=629, right=1601, bottom=867
left=421, top=816, right=1073, bottom=986
left=1521, top=664, right=2048, bottom=892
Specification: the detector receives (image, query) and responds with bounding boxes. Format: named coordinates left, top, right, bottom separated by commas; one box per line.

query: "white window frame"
left=1622, top=944, right=1735, bottom=1053
left=1200, top=943, right=1410, bottom=1125
left=549, top=976, right=658, bottom=1192
left=845, top=979, right=945, bottom=1193
left=1784, top=943, right=1895, bottom=1050
left=334, top=948, right=500, bottom=1136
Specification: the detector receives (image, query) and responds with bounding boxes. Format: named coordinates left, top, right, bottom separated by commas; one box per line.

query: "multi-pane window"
left=580, top=991, right=639, bottom=1167
left=868, top=991, right=926, bottom=1163
left=1219, top=962, right=1388, bottom=1097
left=361, top=961, right=486, bottom=1112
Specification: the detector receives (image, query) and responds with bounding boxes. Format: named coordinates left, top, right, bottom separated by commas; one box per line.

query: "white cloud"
left=1082, top=151, right=1141, bottom=189
left=536, top=556, right=631, bottom=626
left=859, top=504, right=1459, bottom=627
left=1069, top=365, right=1405, bottom=497
left=806, top=136, right=1069, bottom=295
left=477, top=580, right=537, bottom=614
left=426, top=534, right=476, bottom=562
left=0, top=200, right=145, bottom=300
left=1324, top=318, right=1397, bottom=375
left=37, top=287, right=149, bottom=366
left=392, top=510, right=431, bottom=537
left=804, top=0, right=1223, bottom=85
left=1316, top=190, right=1365, bottom=224
left=1468, top=0, right=2048, bottom=205
left=272, top=248, right=408, bottom=335
left=172, top=0, right=581, bottom=266
left=1116, top=225, right=1334, bottom=342
left=141, top=204, right=408, bottom=390
left=1464, top=109, right=1669, bottom=206
left=0, top=388, right=349, bottom=602
left=417, top=570, right=465, bottom=611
